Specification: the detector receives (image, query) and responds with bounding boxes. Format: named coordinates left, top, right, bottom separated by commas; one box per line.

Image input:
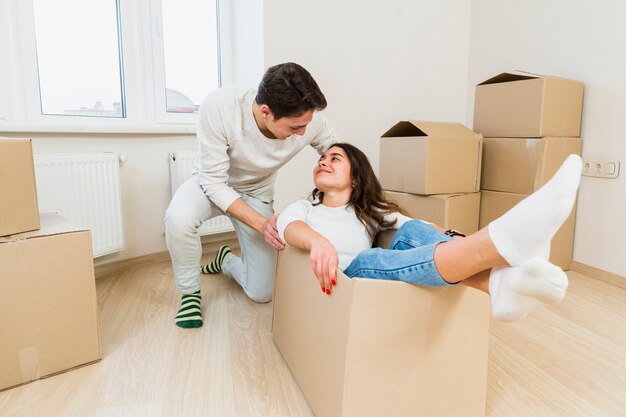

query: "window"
left=161, top=0, right=219, bottom=114
left=32, top=0, right=125, bottom=118
left=0, top=0, right=236, bottom=132
left=152, top=0, right=220, bottom=123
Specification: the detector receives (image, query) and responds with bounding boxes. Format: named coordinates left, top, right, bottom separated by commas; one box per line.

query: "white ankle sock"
left=489, top=258, right=569, bottom=322
left=488, top=154, right=582, bottom=266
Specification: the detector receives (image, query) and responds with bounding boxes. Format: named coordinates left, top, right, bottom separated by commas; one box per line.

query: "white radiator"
left=169, top=151, right=234, bottom=235
left=34, top=153, right=125, bottom=258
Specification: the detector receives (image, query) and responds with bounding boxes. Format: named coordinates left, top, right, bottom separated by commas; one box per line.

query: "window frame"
left=0, top=0, right=228, bottom=133
left=150, top=0, right=224, bottom=125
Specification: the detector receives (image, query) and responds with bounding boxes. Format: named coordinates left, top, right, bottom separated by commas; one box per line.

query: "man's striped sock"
left=201, top=245, right=232, bottom=274
left=174, top=291, right=202, bottom=328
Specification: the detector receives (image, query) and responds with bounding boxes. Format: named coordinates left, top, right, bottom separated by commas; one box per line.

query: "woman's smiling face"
left=313, top=146, right=353, bottom=193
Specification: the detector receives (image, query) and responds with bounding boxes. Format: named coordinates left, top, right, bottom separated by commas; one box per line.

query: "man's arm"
left=226, top=198, right=284, bottom=250
left=194, top=90, right=284, bottom=250
left=195, top=91, right=242, bottom=211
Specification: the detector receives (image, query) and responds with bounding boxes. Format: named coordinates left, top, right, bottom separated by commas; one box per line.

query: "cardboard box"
left=385, top=190, right=480, bottom=235
left=481, top=137, right=583, bottom=194
left=479, top=191, right=576, bottom=270
left=473, top=72, right=584, bottom=137
left=0, top=138, right=40, bottom=236
left=0, top=214, right=101, bottom=391
left=379, top=121, right=482, bottom=195
left=272, top=244, right=490, bottom=417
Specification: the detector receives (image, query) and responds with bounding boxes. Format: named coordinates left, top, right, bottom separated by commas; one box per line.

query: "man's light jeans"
left=165, top=175, right=276, bottom=302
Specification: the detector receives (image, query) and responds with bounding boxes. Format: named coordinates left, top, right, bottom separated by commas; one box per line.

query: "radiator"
left=33, top=153, right=125, bottom=258
left=169, top=151, right=234, bottom=235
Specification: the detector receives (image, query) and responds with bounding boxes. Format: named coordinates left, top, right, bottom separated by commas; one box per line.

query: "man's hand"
left=263, top=213, right=285, bottom=250
left=309, top=237, right=338, bottom=295
left=225, top=199, right=285, bottom=250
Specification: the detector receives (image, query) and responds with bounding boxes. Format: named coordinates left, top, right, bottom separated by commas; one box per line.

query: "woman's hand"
left=309, top=237, right=339, bottom=295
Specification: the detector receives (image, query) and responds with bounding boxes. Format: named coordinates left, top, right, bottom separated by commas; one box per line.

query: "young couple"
left=205, top=142, right=582, bottom=322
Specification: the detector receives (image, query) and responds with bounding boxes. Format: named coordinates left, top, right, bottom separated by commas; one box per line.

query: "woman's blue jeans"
left=343, top=220, right=455, bottom=287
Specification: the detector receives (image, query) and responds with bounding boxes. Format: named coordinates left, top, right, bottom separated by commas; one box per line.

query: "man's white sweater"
left=196, top=86, right=339, bottom=212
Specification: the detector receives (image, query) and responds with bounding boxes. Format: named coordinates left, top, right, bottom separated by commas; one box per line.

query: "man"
left=165, top=62, right=339, bottom=328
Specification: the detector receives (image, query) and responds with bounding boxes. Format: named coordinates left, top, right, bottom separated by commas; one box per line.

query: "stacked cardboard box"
left=473, top=72, right=584, bottom=270
left=379, top=120, right=483, bottom=234
left=0, top=138, right=101, bottom=391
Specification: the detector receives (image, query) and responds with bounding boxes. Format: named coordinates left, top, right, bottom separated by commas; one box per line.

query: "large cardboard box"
left=479, top=191, right=576, bottom=270
left=385, top=190, right=480, bottom=235
left=481, top=137, right=583, bottom=194
left=379, top=121, right=482, bottom=195
left=473, top=72, right=584, bottom=137
left=0, top=138, right=40, bottom=236
left=272, top=243, right=490, bottom=417
left=0, top=214, right=101, bottom=391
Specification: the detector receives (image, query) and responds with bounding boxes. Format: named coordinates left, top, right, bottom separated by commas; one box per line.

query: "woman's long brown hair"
left=311, top=142, right=402, bottom=239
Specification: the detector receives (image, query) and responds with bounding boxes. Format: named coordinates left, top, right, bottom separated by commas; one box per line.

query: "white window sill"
left=0, top=123, right=197, bottom=135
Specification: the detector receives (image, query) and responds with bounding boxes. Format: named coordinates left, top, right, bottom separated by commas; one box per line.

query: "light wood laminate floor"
left=0, top=258, right=624, bottom=417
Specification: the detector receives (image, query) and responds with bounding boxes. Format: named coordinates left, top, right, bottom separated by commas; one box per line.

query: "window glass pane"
left=162, top=0, right=219, bottom=113
left=32, top=0, right=124, bottom=117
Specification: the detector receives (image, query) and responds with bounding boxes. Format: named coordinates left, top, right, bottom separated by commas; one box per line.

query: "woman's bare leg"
left=434, top=228, right=505, bottom=283
left=462, top=269, right=490, bottom=293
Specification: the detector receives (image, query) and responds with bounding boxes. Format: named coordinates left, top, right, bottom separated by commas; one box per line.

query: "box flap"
left=0, top=138, right=40, bottom=237
left=0, top=213, right=88, bottom=243
left=410, top=121, right=479, bottom=139
left=382, top=121, right=478, bottom=139
left=478, top=72, right=540, bottom=85
left=477, top=70, right=579, bottom=86
left=382, top=121, right=428, bottom=138
left=0, top=137, right=32, bottom=143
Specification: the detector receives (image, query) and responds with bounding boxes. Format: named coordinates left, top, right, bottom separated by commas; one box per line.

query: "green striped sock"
left=200, top=245, right=232, bottom=274
left=174, top=291, right=202, bottom=328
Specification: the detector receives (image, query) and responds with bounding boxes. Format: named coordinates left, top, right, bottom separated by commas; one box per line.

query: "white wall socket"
left=582, top=158, right=620, bottom=179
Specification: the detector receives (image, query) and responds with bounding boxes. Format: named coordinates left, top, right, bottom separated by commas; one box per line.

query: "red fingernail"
left=322, top=287, right=325, bottom=293
left=331, top=279, right=336, bottom=285
left=326, top=288, right=331, bottom=294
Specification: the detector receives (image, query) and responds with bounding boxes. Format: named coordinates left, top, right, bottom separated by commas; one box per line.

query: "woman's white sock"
left=488, top=154, right=582, bottom=266
left=489, top=258, right=569, bottom=322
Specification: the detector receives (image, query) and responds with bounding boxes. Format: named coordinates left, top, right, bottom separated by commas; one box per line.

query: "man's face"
left=265, top=110, right=314, bottom=140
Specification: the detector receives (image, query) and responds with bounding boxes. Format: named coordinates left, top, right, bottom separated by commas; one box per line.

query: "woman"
left=208, top=143, right=582, bottom=322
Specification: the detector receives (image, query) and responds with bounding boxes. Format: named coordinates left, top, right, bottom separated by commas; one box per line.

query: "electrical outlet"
left=582, top=158, right=620, bottom=178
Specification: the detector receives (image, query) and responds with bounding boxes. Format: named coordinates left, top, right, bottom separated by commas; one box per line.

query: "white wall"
left=264, top=0, right=474, bottom=209
left=467, top=0, right=626, bottom=277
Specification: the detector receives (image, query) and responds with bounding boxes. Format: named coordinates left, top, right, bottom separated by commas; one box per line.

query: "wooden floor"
left=0, top=256, right=624, bottom=417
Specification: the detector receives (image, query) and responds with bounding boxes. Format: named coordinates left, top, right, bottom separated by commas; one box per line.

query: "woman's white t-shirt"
left=276, top=199, right=416, bottom=270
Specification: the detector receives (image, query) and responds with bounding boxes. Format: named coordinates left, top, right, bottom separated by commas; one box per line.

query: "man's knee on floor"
left=246, top=289, right=272, bottom=304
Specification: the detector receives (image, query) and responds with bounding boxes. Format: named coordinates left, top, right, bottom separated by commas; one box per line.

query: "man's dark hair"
left=256, top=62, right=327, bottom=120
